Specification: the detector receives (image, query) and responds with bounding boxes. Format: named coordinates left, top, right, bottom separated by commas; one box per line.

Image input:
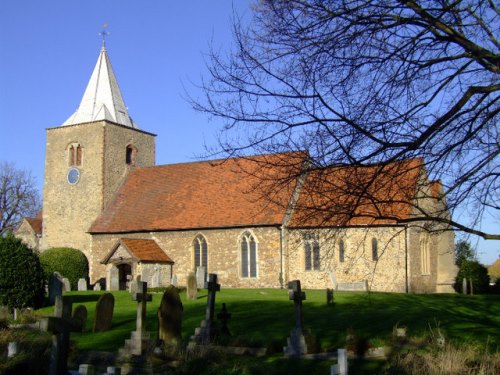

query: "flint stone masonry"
left=337, top=281, right=368, bottom=292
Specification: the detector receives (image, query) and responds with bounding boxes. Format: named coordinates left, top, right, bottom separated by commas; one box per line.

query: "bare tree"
left=0, top=162, right=41, bottom=235
left=192, top=0, right=499, bottom=239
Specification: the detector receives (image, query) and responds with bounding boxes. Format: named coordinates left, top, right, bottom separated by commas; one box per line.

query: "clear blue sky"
left=0, top=1, right=497, bottom=265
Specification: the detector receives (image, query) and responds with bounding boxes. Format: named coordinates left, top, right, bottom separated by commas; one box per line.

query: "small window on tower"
left=126, top=145, right=137, bottom=165
left=68, top=143, right=82, bottom=166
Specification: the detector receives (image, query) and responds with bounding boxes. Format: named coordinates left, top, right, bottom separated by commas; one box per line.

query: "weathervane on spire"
left=99, top=23, right=109, bottom=47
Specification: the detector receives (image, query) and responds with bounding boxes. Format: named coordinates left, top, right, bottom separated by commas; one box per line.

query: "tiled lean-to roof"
left=90, top=152, right=306, bottom=233
left=102, top=238, right=174, bottom=263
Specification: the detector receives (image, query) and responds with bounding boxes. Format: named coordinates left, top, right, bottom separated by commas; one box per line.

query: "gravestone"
left=217, top=303, right=231, bottom=336
left=284, top=280, right=309, bottom=357
left=0, top=305, right=10, bottom=320
left=93, top=293, right=115, bottom=332
left=151, top=266, right=160, bottom=288
left=141, top=268, right=150, bottom=285
left=62, top=277, right=71, bottom=292
left=120, top=281, right=153, bottom=357
left=329, top=270, right=338, bottom=290
left=326, top=288, right=334, bottom=305
left=7, top=342, right=18, bottom=358
left=462, top=278, right=468, bottom=294
left=40, top=296, right=81, bottom=375
left=158, top=286, right=183, bottom=346
left=171, top=274, right=178, bottom=287
left=72, top=305, right=88, bottom=332
left=196, top=266, right=206, bottom=288
left=109, top=266, right=119, bottom=291
left=79, top=364, right=96, bottom=375
left=331, top=348, right=348, bottom=375
left=186, top=272, right=198, bottom=300
left=49, top=272, right=63, bottom=305
left=129, top=275, right=140, bottom=294
left=93, top=283, right=101, bottom=291
left=189, top=273, right=220, bottom=346
left=78, top=278, right=87, bottom=291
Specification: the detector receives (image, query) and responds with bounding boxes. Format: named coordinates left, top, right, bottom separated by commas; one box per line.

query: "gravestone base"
left=188, top=319, right=218, bottom=347
left=283, top=328, right=316, bottom=358
left=119, top=331, right=152, bottom=357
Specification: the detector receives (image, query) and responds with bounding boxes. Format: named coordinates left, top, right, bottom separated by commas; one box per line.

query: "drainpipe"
left=405, top=225, right=409, bottom=293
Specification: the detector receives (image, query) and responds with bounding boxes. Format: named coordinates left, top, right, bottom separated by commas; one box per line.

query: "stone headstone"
left=49, top=272, right=63, bottom=305
left=186, top=272, right=198, bottom=300
left=7, top=342, right=18, bottom=358
left=129, top=279, right=139, bottom=294
left=93, top=283, right=101, bottom=291
left=462, top=278, right=468, bottom=294
left=78, top=278, right=87, bottom=291
left=196, top=266, right=206, bottom=288
left=151, top=266, right=160, bottom=288
left=141, top=268, right=150, bottom=284
left=72, top=304, right=88, bottom=332
left=0, top=305, right=10, bottom=320
left=62, top=277, right=71, bottom=292
left=329, top=270, right=338, bottom=290
left=79, top=364, right=96, bottom=375
left=109, top=266, right=119, bottom=291
left=284, top=280, right=309, bottom=357
left=93, top=293, right=115, bottom=332
left=158, top=286, right=183, bottom=346
left=331, top=348, right=348, bottom=375
left=171, top=275, right=178, bottom=287
left=106, top=366, right=121, bottom=375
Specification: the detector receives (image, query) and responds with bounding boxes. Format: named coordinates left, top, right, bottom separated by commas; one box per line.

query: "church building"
left=17, top=44, right=457, bottom=293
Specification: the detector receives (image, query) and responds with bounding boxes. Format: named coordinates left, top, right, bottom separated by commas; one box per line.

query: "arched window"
left=193, top=235, right=208, bottom=271
left=420, top=232, right=430, bottom=275
left=126, top=145, right=137, bottom=165
left=371, top=238, right=378, bottom=261
left=304, top=234, right=320, bottom=271
left=241, top=231, right=257, bottom=278
left=339, top=239, right=345, bottom=263
left=68, top=143, right=82, bottom=166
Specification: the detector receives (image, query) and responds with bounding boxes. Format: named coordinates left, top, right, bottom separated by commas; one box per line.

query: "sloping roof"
left=90, top=152, right=306, bottom=233
left=102, top=238, right=174, bottom=264
left=288, top=158, right=424, bottom=227
left=62, top=45, right=138, bottom=128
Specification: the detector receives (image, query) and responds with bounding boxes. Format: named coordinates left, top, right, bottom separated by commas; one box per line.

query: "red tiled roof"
left=288, top=159, right=423, bottom=227
left=121, top=239, right=174, bottom=263
left=90, top=152, right=306, bottom=233
left=26, top=216, right=42, bottom=235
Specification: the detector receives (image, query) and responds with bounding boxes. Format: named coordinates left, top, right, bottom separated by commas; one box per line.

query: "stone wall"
left=14, top=219, right=40, bottom=252
left=286, top=226, right=408, bottom=292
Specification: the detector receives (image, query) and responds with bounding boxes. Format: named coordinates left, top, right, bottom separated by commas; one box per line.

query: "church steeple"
left=62, top=45, right=138, bottom=128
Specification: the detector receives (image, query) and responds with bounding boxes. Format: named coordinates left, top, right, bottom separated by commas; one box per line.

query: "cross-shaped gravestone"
left=204, top=273, right=221, bottom=322
left=132, top=281, right=152, bottom=334
left=288, top=280, right=306, bottom=331
left=40, top=296, right=80, bottom=375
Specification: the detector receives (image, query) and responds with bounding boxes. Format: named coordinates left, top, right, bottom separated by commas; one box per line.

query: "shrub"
left=454, top=260, right=490, bottom=294
left=0, top=234, right=45, bottom=309
left=39, top=247, right=89, bottom=290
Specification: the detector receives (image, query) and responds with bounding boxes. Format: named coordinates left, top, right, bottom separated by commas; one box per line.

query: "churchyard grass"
left=34, top=289, right=500, bottom=353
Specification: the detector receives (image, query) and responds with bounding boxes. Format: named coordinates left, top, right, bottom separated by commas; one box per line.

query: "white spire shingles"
left=62, top=45, right=138, bottom=128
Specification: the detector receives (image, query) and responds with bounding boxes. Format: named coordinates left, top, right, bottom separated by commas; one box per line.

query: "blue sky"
left=0, top=1, right=497, bottom=264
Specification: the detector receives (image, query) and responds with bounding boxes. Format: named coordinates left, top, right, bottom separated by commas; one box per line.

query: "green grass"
left=35, top=289, right=500, bottom=355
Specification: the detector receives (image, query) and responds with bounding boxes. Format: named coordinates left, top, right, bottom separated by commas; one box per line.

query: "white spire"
left=62, top=45, right=138, bottom=128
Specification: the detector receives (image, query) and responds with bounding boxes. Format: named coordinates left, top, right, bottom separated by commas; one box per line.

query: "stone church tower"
left=40, top=43, right=156, bottom=261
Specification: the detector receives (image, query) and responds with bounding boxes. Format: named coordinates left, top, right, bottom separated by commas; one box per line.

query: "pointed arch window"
left=420, top=232, right=431, bottom=275
left=371, top=238, right=378, bottom=261
left=241, top=231, right=257, bottom=278
left=68, top=143, right=82, bottom=166
left=339, top=239, right=345, bottom=263
left=304, top=234, right=320, bottom=271
left=193, top=235, right=208, bottom=271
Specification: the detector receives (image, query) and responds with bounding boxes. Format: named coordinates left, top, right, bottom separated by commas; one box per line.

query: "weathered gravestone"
left=151, top=266, right=161, bottom=288
left=93, top=293, right=115, bottom=332
left=189, top=273, right=220, bottom=346
left=0, top=305, right=10, bottom=320
left=217, top=303, right=231, bottom=337
left=331, top=348, right=348, bottom=375
left=62, top=277, right=71, bottom=292
left=119, top=281, right=153, bottom=360
left=158, top=286, right=183, bottom=346
left=72, top=305, right=88, bottom=332
left=78, top=278, right=87, bottom=291
left=186, top=272, right=198, bottom=300
left=196, top=266, right=206, bottom=288
left=79, top=363, right=96, bottom=375
left=93, top=283, right=101, bottom=291
left=48, top=272, right=63, bottom=305
left=40, top=296, right=81, bottom=375
left=109, top=266, right=119, bottom=291
left=284, top=280, right=311, bottom=357
left=171, top=274, right=178, bottom=287
left=7, top=342, right=18, bottom=358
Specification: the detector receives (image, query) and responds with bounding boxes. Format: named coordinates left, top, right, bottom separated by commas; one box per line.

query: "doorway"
left=117, top=263, right=132, bottom=291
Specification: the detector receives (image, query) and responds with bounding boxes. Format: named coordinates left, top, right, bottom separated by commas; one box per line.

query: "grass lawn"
left=36, top=288, right=500, bottom=355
